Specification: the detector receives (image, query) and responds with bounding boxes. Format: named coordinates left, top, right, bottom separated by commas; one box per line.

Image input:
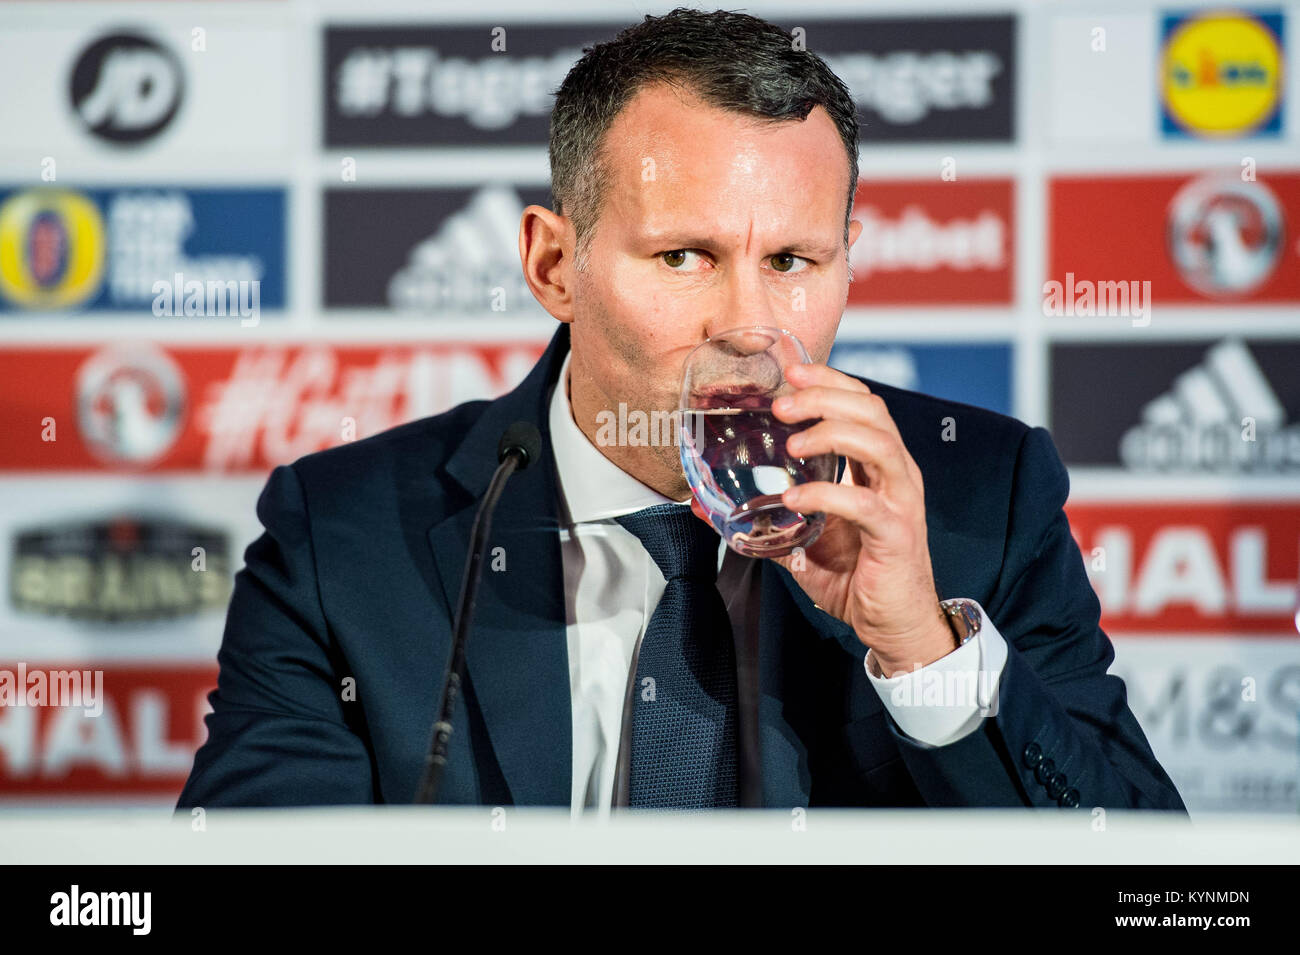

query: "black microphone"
left=414, top=420, right=542, bottom=805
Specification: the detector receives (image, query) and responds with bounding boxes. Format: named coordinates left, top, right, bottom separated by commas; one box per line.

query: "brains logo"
left=1166, top=174, right=1284, bottom=296
left=76, top=345, right=187, bottom=467
left=0, top=190, right=106, bottom=308
left=1160, top=10, right=1284, bottom=138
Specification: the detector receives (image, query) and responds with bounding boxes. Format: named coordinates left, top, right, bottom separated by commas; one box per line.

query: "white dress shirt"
left=546, top=350, right=1009, bottom=816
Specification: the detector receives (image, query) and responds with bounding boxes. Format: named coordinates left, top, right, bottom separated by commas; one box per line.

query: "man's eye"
left=661, top=249, right=705, bottom=269
left=770, top=253, right=810, bottom=274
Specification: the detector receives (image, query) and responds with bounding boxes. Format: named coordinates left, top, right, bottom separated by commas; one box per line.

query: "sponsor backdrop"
left=0, top=0, right=1295, bottom=816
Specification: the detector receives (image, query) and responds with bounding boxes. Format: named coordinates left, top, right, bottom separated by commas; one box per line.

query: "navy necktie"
left=615, top=503, right=739, bottom=809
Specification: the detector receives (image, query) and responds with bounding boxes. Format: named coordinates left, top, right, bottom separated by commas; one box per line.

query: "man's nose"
left=705, top=258, right=780, bottom=338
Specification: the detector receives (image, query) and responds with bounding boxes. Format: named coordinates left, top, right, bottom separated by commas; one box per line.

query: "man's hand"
left=767, top=362, right=955, bottom=678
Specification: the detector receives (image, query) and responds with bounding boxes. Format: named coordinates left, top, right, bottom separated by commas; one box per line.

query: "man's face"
left=562, top=82, right=862, bottom=497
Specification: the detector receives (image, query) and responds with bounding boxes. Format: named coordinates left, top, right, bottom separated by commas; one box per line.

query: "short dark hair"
left=549, top=7, right=860, bottom=272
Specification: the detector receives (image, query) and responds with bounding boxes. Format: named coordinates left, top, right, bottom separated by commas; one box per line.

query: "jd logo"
left=70, top=32, right=184, bottom=144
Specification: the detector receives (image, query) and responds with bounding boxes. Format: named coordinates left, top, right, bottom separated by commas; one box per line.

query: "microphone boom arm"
left=414, top=445, right=526, bottom=805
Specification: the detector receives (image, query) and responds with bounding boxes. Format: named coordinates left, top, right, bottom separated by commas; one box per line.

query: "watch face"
left=942, top=598, right=981, bottom=644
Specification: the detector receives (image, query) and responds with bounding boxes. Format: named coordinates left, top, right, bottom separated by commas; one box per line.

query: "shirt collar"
left=548, top=348, right=691, bottom=524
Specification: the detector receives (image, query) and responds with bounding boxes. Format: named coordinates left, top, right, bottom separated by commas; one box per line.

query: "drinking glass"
left=677, top=326, right=837, bottom=558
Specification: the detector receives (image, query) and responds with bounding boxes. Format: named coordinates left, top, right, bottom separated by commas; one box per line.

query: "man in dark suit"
left=178, top=8, right=1185, bottom=813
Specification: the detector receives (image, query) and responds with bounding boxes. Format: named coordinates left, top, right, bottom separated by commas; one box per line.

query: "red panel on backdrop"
left=1066, top=501, right=1300, bottom=635
left=0, top=341, right=546, bottom=473
left=847, top=178, right=1014, bottom=305
left=1049, top=171, right=1300, bottom=304
left=0, top=662, right=216, bottom=798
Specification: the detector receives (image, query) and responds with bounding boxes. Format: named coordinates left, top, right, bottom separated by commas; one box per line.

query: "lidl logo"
left=0, top=190, right=106, bottom=308
left=1160, top=10, right=1284, bottom=139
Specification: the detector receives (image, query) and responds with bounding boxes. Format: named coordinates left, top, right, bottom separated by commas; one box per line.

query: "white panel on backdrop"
left=1109, top=637, right=1300, bottom=815
left=1049, top=16, right=1157, bottom=145
left=0, top=18, right=296, bottom=165
left=0, top=476, right=268, bottom=661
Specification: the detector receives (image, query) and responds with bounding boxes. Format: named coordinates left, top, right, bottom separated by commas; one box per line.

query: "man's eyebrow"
left=639, top=232, right=842, bottom=257
left=785, top=241, right=843, bottom=258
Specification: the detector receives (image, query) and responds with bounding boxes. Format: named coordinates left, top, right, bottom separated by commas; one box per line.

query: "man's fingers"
left=771, top=384, right=890, bottom=434
left=785, top=419, right=915, bottom=495
left=784, top=361, right=870, bottom=395
left=782, top=480, right=896, bottom=541
left=780, top=363, right=903, bottom=441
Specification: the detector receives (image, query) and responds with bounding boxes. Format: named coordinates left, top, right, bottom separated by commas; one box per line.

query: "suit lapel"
left=425, top=326, right=573, bottom=806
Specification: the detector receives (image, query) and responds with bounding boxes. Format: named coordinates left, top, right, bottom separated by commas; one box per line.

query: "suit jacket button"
left=1059, top=788, right=1080, bottom=808
left=1035, top=757, right=1056, bottom=785
left=1046, top=772, right=1069, bottom=799
left=1022, top=742, right=1043, bottom=768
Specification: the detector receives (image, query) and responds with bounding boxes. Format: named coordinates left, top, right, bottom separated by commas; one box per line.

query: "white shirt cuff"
left=862, top=599, right=1008, bottom=749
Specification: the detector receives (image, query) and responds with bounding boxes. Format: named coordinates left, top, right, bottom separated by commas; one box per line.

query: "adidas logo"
left=1119, top=339, right=1300, bottom=472
left=387, top=184, right=534, bottom=313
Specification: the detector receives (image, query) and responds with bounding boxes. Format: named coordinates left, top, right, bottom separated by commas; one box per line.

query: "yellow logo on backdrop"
left=0, top=190, right=106, bottom=308
left=1160, top=11, right=1283, bottom=137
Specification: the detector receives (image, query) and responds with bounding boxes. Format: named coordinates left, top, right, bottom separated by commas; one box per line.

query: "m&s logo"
left=1159, top=10, right=1284, bottom=139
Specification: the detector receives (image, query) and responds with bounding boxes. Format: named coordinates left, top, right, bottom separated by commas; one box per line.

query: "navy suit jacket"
left=177, top=324, right=1186, bottom=812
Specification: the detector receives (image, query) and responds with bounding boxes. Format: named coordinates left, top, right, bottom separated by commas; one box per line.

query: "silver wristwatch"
left=940, top=597, right=982, bottom=648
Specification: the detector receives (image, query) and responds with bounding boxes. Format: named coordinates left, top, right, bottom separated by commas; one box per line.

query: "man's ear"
left=519, top=204, right=575, bottom=324
left=847, top=217, right=864, bottom=250
left=844, top=217, right=864, bottom=288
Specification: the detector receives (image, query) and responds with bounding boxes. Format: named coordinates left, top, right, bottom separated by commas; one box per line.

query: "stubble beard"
left=568, top=337, right=690, bottom=502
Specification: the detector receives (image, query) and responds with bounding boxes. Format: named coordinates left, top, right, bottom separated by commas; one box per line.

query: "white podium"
left=1, top=807, right=1297, bottom=863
